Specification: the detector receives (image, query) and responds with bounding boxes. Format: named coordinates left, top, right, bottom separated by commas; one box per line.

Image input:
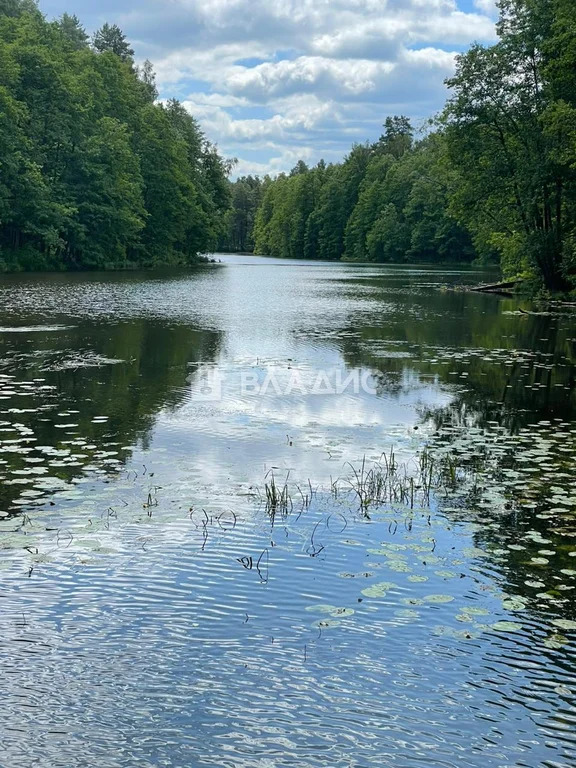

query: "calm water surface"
left=1, top=255, right=576, bottom=767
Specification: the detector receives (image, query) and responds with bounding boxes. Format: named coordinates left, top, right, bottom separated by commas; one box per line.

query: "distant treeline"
left=251, top=126, right=475, bottom=266
left=218, top=175, right=264, bottom=253
left=224, top=0, right=576, bottom=291
left=0, top=0, right=231, bottom=271
left=4, top=0, right=576, bottom=291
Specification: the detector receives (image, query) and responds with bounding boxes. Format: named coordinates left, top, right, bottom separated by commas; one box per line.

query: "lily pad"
left=502, top=597, right=528, bottom=611
left=551, top=619, right=576, bottom=631
left=361, top=582, right=397, bottom=598
left=423, top=594, right=455, bottom=604
left=544, top=634, right=569, bottom=649
left=305, top=604, right=339, bottom=614
left=313, top=619, right=341, bottom=629
left=491, top=621, right=523, bottom=632
left=394, top=609, right=420, bottom=620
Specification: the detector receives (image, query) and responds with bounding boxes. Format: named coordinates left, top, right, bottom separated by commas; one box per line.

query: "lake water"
left=1, top=255, right=576, bottom=768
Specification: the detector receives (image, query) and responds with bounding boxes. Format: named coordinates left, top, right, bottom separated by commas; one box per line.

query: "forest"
left=2, top=0, right=576, bottom=291
left=0, top=0, right=231, bottom=271
left=245, top=0, right=576, bottom=291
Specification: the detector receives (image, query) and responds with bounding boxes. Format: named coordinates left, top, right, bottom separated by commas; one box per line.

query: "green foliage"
left=136, top=59, right=158, bottom=102
left=66, top=117, right=146, bottom=268
left=375, top=115, right=414, bottom=159
left=254, top=125, right=473, bottom=264
left=253, top=0, right=576, bottom=287
left=0, top=6, right=231, bottom=271
left=219, top=175, right=264, bottom=252
left=0, top=0, right=39, bottom=18
left=442, top=0, right=576, bottom=290
left=54, top=13, right=88, bottom=50
left=92, top=23, right=134, bottom=62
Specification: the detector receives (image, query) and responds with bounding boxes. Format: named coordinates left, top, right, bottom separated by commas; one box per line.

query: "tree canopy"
left=0, top=1, right=231, bottom=271
left=441, top=0, right=576, bottom=290
left=252, top=130, right=474, bottom=265
left=4, top=0, right=576, bottom=290
left=249, top=0, right=576, bottom=290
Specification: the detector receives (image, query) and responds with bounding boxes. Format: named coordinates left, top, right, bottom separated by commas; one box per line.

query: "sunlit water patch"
left=1, top=481, right=576, bottom=767
left=0, top=324, right=75, bottom=333
left=1, top=257, right=576, bottom=767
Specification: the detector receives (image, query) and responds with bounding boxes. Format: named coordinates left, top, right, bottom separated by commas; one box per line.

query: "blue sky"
left=38, top=0, right=498, bottom=176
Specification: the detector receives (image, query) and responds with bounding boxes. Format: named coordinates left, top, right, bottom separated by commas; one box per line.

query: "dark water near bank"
left=1, top=256, right=576, bottom=767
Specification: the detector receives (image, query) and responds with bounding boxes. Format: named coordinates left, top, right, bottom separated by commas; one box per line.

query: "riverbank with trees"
left=251, top=0, right=576, bottom=293
left=0, top=1, right=231, bottom=271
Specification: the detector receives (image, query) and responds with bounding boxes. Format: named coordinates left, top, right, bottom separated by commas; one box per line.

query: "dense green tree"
left=163, top=99, right=232, bottom=252
left=136, top=59, right=158, bottom=102
left=199, top=143, right=233, bottom=227
left=344, top=155, right=393, bottom=261
left=443, top=0, right=576, bottom=289
left=135, top=103, right=199, bottom=263
left=403, top=137, right=475, bottom=263
left=220, top=175, right=264, bottom=252
left=254, top=127, right=473, bottom=265
left=54, top=13, right=88, bottom=50
left=251, top=2, right=576, bottom=286
left=92, top=23, right=134, bottom=61
left=64, top=117, right=146, bottom=268
left=306, top=145, right=372, bottom=261
left=375, top=116, right=414, bottom=159
left=0, top=5, right=231, bottom=271
left=290, top=160, right=309, bottom=176
left=0, top=0, right=38, bottom=17
left=253, top=160, right=341, bottom=260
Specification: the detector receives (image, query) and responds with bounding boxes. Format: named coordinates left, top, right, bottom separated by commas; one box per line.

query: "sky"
left=38, top=0, right=499, bottom=176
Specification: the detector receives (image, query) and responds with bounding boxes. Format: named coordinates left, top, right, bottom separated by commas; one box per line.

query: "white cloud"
left=42, top=0, right=499, bottom=174
left=311, top=10, right=495, bottom=59
left=226, top=57, right=397, bottom=101
left=181, top=93, right=342, bottom=145
left=474, top=0, right=498, bottom=15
